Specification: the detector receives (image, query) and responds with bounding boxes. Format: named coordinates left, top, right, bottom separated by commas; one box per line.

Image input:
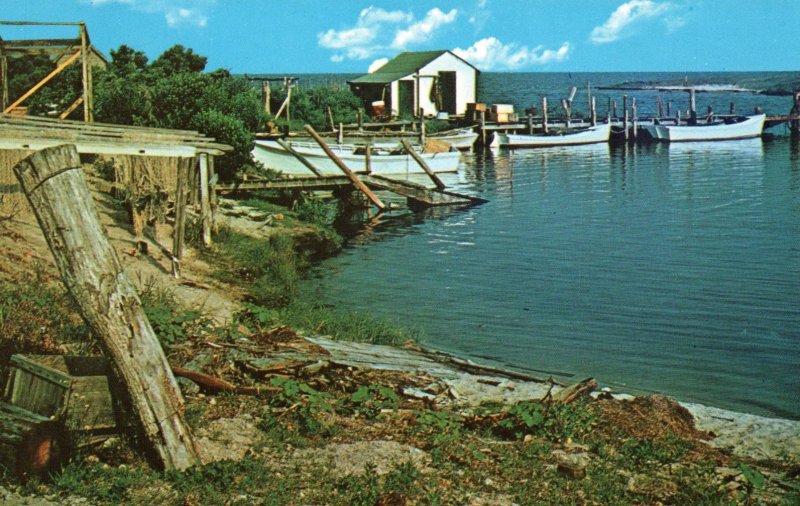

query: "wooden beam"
left=13, top=144, right=201, bottom=471
left=400, top=139, right=445, bottom=190
left=1, top=38, right=82, bottom=48
left=0, top=46, right=7, bottom=111
left=304, top=124, right=386, bottom=210
left=3, top=50, right=81, bottom=113
left=79, top=23, right=93, bottom=122
left=59, top=96, right=83, bottom=119
left=275, top=138, right=322, bottom=176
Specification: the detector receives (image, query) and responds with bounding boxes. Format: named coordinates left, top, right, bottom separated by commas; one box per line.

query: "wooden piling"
left=479, top=110, right=486, bottom=144
left=304, top=125, right=386, bottom=210
left=262, top=81, right=271, bottom=115
left=612, top=100, right=618, bottom=119
left=791, top=91, right=800, bottom=135
left=730, top=101, right=735, bottom=115
left=364, top=144, right=372, bottom=174
left=707, top=104, right=713, bottom=123
left=357, top=109, right=363, bottom=130
left=591, top=97, right=597, bottom=126
left=667, top=101, right=671, bottom=117
left=172, top=159, right=187, bottom=266
left=542, top=96, right=549, bottom=134
left=689, top=88, right=697, bottom=125
left=14, top=145, right=201, bottom=471
left=622, top=95, right=628, bottom=140
left=527, top=112, right=534, bottom=134
left=401, top=139, right=445, bottom=190
left=561, top=99, right=571, bottom=128
left=338, top=123, right=344, bottom=144
left=631, top=98, right=638, bottom=141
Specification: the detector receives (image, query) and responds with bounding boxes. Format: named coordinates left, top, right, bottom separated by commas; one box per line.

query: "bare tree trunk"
left=13, top=144, right=201, bottom=471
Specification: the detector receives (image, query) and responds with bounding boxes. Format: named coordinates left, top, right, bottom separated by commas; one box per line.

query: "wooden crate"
left=3, top=355, right=131, bottom=431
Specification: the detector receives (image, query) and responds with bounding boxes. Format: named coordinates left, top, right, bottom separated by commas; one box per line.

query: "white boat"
left=430, top=128, right=478, bottom=150
left=252, top=140, right=461, bottom=176
left=641, top=114, right=765, bottom=142
left=490, top=123, right=611, bottom=148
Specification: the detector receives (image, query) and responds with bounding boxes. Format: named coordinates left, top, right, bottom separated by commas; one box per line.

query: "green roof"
left=349, top=50, right=476, bottom=85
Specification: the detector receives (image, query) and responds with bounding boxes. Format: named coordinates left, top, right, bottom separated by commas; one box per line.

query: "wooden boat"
left=252, top=139, right=461, bottom=176
left=641, top=114, right=765, bottom=142
left=490, top=123, right=611, bottom=148
left=429, top=128, right=478, bottom=150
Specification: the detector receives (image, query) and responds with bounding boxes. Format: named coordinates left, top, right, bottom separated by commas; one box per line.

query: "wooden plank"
left=1, top=38, right=82, bottom=48
left=400, top=139, right=445, bottom=190
left=13, top=145, right=201, bottom=470
left=304, top=125, right=386, bottom=210
left=0, top=401, right=67, bottom=480
left=0, top=136, right=203, bottom=157
left=3, top=50, right=81, bottom=113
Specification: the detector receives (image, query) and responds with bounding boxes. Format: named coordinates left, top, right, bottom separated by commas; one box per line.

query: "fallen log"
left=0, top=402, right=66, bottom=480
left=14, top=145, right=201, bottom=471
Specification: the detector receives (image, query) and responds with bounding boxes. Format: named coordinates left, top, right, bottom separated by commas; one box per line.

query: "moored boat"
left=641, top=114, right=765, bottom=142
left=252, top=139, right=461, bottom=176
left=490, top=123, right=611, bottom=148
left=429, top=128, right=479, bottom=150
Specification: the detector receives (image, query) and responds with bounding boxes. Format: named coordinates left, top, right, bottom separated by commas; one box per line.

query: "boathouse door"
left=398, top=80, right=415, bottom=117
left=438, top=71, right=457, bottom=114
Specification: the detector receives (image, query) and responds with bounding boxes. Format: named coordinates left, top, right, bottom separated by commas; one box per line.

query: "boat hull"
left=252, top=140, right=461, bottom=176
left=491, top=123, right=611, bottom=148
left=641, top=114, right=765, bottom=142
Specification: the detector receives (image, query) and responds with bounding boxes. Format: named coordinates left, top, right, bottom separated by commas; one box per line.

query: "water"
left=304, top=73, right=800, bottom=419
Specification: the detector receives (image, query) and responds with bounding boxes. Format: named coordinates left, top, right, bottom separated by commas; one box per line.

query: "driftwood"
left=551, top=378, right=597, bottom=404
left=0, top=402, right=66, bottom=480
left=172, top=367, right=276, bottom=396
left=13, top=145, right=201, bottom=471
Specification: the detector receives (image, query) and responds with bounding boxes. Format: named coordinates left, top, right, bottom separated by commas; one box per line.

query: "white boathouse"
left=348, top=50, right=479, bottom=118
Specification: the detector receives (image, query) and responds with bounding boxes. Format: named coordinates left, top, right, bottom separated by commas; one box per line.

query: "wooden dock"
left=216, top=174, right=486, bottom=209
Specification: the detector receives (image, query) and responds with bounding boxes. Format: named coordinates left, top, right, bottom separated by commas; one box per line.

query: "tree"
left=148, top=45, right=207, bottom=77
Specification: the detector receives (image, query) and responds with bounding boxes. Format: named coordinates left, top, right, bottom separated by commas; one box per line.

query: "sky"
left=2, top=1, right=799, bottom=74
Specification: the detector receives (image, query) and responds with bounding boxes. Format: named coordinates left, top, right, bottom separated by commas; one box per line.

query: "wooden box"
left=3, top=355, right=131, bottom=431
left=491, top=104, right=514, bottom=114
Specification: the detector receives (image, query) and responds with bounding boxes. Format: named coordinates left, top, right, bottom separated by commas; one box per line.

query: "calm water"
left=304, top=73, right=800, bottom=419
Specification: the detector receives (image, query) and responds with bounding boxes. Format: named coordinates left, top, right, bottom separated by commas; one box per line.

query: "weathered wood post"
left=789, top=91, right=800, bottom=136
left=622, top=95, right=629, bottom=141
left=172, top=158, right=188, bottom=276
left=706, top=104, right=713, bottom=123
left=364, top=144, right=372, bottom=174
left=542, top=96, right=549, bottom=134
left=262, top=81, right=271, bottom=115
left=337, top=123, right=344, bottom=144
left=527, top=112, right=534, bottom=134
left=729, top=101, right=735, bottom=115
left=401, top=139, right=445, bottom=190
left=689, top=88, right=697, bottom=125
left=590, top=97, right=597, bottom=126
left=612, top=99, right=618, bottom=119
left=357, top=109, right=363, bottom=131
left=13, top=145, right=202, bottom=471
left=561, top=99, right=571, bottom=128
left=666, top=100, right=672, bottom=117
left=420, top=111, right=426, bottom=144
left=198, top=153, right=211, bottom=246
left=631, top=97, right=638, bottom=142
left=479, top=110, right=486, bottom=145
left=1, top=42, right=8, bottom=111
left=327, top=106, right=335, bottom=132
left=79, top=22, right=93, bottom=123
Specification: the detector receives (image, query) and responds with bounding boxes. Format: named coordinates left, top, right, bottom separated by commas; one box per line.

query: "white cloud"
left=454, top=37, right=570, bottom=71
left=82, top=0, right=212, bottom=28
left=368, top=58, right=389, bottom=73
left=664, top=15, right=687, bottom=33
left=318, top=6, right=412, bottom=61
left=392, top=8, right=458, bottom=49
left=318, top=27, right=376, bottom=49
left=591, top=0, right=671, bottom=44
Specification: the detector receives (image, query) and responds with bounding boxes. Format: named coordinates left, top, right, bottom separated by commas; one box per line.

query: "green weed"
left=350, top=384, right=400, bottom=419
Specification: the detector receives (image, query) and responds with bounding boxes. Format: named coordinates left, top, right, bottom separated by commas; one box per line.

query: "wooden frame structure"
left=1, top=114, right=232, bottom=273
left=0, top=21, right=99, bottom=122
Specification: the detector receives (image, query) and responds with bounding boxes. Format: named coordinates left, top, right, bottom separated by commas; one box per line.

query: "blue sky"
left=2, top=1, right=798, bottom=73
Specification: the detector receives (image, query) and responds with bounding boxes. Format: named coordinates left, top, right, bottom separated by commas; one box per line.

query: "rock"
left=552, top=449, right=589, bottom=480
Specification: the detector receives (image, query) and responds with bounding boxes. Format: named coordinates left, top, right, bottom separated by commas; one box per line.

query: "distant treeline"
left=605, top=72, right=800, bottom=96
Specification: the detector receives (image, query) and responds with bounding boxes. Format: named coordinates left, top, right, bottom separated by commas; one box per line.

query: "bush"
left=190, top=110, right=255, bottom=180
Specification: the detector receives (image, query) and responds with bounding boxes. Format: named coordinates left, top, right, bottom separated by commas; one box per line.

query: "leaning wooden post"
left=304, top=125, right=386, bottom=210
left=326, top=106, right=335, bottom=132
left=13, top=145, right=201, bottom=471
left=276, top=138, right=323, bottom=176
left=198, top=153, right=211, bottom=246
left=400, top=139, right=445, bottom=190
left=542, top=96, right=549, bottom=134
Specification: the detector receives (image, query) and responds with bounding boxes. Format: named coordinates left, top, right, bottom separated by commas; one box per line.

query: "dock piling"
left=542, top=96, right=549, bottom=134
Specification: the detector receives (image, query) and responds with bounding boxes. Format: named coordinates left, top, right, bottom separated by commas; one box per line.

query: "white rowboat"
left=641, top=114, right=765, bottom=142
left=490, top=123, right=611, bottom=148
left=252, top=140, right=461, bottom=176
